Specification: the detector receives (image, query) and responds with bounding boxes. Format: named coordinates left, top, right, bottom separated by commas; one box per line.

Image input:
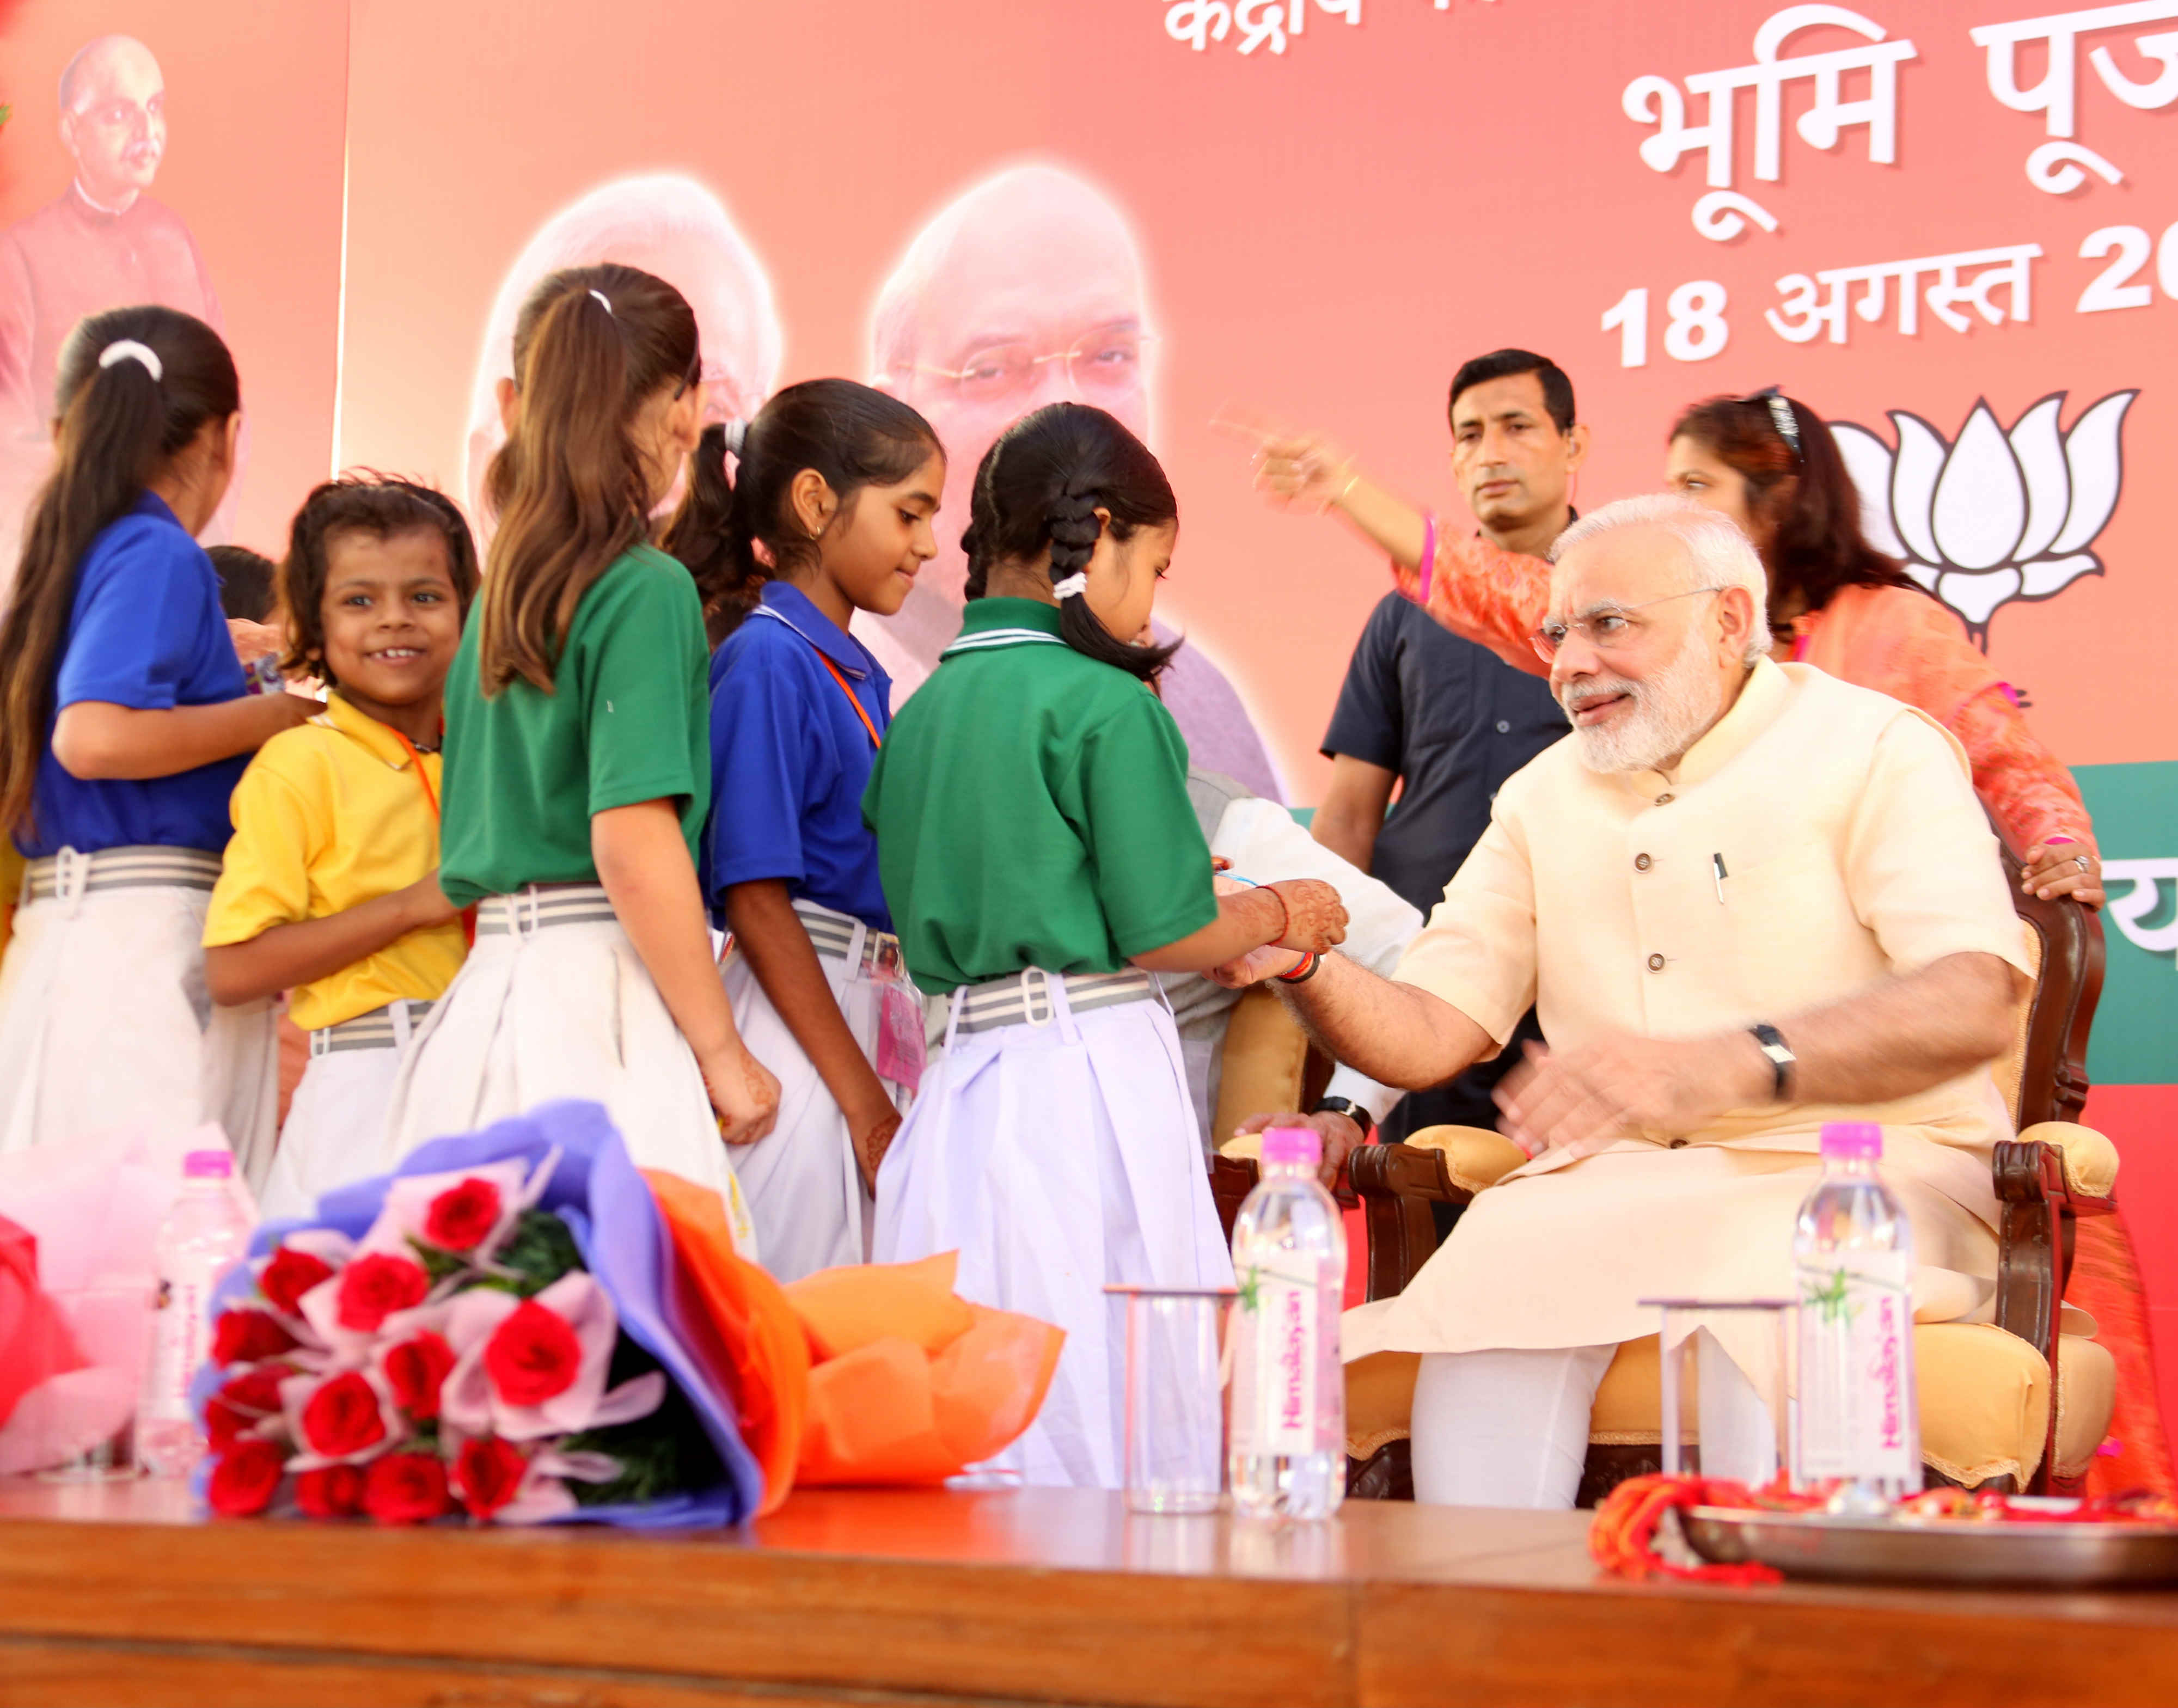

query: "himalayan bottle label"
left=1233, top=1265, right=1321, bottom=1458
left=143, top=1274, right=205, bottom=1424
left=1795, top=1251, right=1918, bottom=1483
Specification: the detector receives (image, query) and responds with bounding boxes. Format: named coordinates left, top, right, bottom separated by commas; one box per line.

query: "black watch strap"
left=1312, top=1095, right=1374, bottom=1138
left=1749, top=1023, right=1795, bottom=1103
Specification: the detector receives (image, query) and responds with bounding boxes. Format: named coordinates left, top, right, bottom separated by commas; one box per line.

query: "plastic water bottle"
left=137, top=1150, right=254, bottom=1476
left=1229, top=1126, right=1346, bottom=1519
left=1792, top=1122, right=1921, bottom=1511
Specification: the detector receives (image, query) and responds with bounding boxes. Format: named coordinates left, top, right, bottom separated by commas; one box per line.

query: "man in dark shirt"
left=1311, top=349, right=1583, bottom=1140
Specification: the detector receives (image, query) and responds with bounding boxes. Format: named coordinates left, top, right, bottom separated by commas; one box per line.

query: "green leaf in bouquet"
left=405, top=1235, right=472, bottom=1287
left=474, top=1209, right=584, bottom=1298
left=558, top=1336, right=724, bottom=1509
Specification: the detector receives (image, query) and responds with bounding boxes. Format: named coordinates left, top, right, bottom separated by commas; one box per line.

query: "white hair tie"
left=1050, top=573, right=1089, bottom=599
left=722, top=419, right=748, bottom=457
left=98, top=340, right=162, bottom=382
left=588, top=289, right=614, bottom=317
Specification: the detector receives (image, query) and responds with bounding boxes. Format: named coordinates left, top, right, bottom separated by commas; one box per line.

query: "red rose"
left=299, top=1371, right=389, bottom=1459
left=423, top=1178, right=503, bottom=1252
left=362, top=1450, right=450, bottom=1525
left=335, top=1253, right=431, bottom=1332
left=296, top=1464, right=366, bottom=1520
left=212, top=1308, right=298, bottom=1367
left=452, top=1435, right=528, bottom=1519
left=218, top=1365, right=288, bottom=1417
left=482, top=1299, right=583, bottom=1406
left=383, top=1331, right=456, bottom=1420
left=259, top=1246, right=335, bottom=1314
left=206, top=1438, right=286, bottom=1516
left=204, top=1397, right=250, bottom=1452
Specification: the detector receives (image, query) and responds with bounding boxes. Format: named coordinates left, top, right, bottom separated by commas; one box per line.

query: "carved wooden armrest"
left=1993, top=1139, right=2066, bottom=1367
left=1349, top=1142, right=1475, bottom=1304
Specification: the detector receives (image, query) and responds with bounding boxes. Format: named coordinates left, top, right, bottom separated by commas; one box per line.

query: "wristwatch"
left=1311, top=1095, right=1374, bottom=1140
left=1749, top=1024, right=1795, bottom=1103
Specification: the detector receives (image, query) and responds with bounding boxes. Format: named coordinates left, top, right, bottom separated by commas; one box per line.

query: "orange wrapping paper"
left=644, top=1173, right=1062, bottom=1504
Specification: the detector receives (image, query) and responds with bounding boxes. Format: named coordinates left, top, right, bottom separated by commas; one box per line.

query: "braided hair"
left=961, top=402, right=1179, bottom=683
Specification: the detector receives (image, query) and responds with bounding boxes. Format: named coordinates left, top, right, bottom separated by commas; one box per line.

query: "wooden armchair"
left=1342, top=848, right=2115, bottom=1503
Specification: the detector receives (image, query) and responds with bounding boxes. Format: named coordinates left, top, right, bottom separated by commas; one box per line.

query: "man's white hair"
left=867, top=162, right=1142, bottom=381
left=1551, top=493, right=1772, bottom=665
left=462, top=174, right=782, bottom=510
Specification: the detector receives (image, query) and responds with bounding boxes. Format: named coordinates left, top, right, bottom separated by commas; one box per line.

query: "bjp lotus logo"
left=1832, top=391, right=2136, bottom=642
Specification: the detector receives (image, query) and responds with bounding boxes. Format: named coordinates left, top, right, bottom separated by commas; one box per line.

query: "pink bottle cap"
left=182, top=1149, right=234, bottom=1180
left=1261, top=1127, right=1323, bottom=1168
left=1819, top=1122, right=1882, bottom=1161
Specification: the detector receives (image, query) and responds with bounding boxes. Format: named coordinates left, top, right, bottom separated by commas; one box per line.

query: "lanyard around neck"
left=815, top=651, right=881, bottom=749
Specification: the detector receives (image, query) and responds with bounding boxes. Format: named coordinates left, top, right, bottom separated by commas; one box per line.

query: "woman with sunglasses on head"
left=1249, top=389, right=2101, bottom=909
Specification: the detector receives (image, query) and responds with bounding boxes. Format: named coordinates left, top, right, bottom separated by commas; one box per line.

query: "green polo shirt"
left=862, top=597, right=1218, bottom=994
left=438, top=544, right=710, bottom=907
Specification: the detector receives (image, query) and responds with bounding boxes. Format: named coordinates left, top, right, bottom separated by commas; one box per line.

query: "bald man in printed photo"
left=0, top=35, right=229, bottom=564
left=868, top=164, right=1284, bottom=800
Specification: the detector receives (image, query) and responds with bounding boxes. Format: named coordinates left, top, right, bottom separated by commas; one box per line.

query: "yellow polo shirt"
left=205, top=693, right=465, bottom=1032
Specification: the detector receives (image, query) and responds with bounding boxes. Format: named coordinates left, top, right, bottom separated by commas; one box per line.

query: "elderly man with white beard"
left=1220, top=493, right=2033, bottom=1509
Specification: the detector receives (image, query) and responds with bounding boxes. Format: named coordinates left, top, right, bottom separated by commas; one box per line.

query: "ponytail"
left=662, top=380, right=940, bottom=648
left=962, top=402, right=1179, bottom=683
left=478, top=263, right=700, bottom=694
left=659, top=423, right=756, bottom=646
left=0, top=304, right=238, bottom=839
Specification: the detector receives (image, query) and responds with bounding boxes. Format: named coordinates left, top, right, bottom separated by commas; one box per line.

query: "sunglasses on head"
left=1742, top=385, right=1802, bottom=463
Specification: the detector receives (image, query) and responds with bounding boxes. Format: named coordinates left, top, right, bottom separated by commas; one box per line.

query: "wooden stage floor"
left=4, top=1478, right=2177, bottom=1706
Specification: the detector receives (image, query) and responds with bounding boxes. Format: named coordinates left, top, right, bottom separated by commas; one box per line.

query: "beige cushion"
left=1344, top=1326, right=2116, bottom=1491
left=1400, top=1125, right=1528, bottom=1195
left=2018, top=1121, right=2120, bottom=1198
left=1213, top=987, right=1309, bottom=1142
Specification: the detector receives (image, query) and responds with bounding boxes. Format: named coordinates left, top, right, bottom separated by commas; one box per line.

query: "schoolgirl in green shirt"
left=864, top=402, right=1347, bottom=1488
left=385, top=264, right=777, bottom=1251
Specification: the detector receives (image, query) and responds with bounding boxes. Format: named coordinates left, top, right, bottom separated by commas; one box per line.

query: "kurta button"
left=1634, top=853, right=1652, bottom=871
left=1647, top=953, right=1666, bottom=971
left=1655, top=792, right=1675, bottom=805
left=1668, top=1138, right=1688, bottom=1149
left=1495, top=719, right=1511, bottom=733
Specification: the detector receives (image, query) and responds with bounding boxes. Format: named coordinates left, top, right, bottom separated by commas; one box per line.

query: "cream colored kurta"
left=1343, top=659, right=2035, bottom=1370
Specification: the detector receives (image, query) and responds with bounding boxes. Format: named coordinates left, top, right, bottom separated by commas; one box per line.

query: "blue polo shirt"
left=705, top=581, right=892, bottom=930
left=16, top=492, right=248, bottom=859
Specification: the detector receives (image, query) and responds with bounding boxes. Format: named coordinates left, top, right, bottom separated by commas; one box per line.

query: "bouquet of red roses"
left=193, top=1103, right=766, bottom=1526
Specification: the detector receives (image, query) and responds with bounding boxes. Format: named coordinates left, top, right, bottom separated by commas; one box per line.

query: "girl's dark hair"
left=208, top=544, right=277, bottom=622
left=478, top=262, right=700, bottom=694
left=961, top=402, right=1178, bottom=683
left=661, top=379, right=940, bottom=647
left=278, top=473, right=482, bottom=686
left=0, top=304, right=238, bottom=840
left=1672, top=393, right=1914, bottom=616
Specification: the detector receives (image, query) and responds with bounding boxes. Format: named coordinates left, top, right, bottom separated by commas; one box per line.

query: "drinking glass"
left=1644, top=1297, right=1797, bottom=1487
left=1106, top=1284, right=1233, bottom=1514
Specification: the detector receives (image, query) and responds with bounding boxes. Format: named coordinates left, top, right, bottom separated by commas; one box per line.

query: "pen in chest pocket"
left=1712, top=853, right=1728, bottom=905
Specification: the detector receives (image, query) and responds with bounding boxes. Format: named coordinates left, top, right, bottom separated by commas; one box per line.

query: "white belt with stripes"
left=309, top=998, right=433, bottom=1057
left=474, top=884, right=619, bottom=936
left=792, top=898, right=900, bottom=975
left=947, top=967, right=1154, bottom=1035
left=21, top=844, right=222, bottom=905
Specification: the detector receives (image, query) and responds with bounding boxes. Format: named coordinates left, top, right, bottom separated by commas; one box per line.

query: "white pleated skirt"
left=719, top=937, right=908, bottom=1284
left=0, top=880, right=276, bottom=1183
left=873, top=983, right=1233, bottom=1490
left=382, top=896, right=758, bottom=1259
left=258, top=1043, right=405, bottom=1225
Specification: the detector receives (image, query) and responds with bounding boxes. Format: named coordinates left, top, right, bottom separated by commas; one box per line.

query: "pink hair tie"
left=1415, top=510, right=1438, bottom=605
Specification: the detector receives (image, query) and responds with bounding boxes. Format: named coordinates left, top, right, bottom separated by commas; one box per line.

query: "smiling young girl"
left=384, top=264, right=776, bottom=1248
left=863, top=402, right=1348, bottom=1487
left=202, top=476, right=479, bottom=1221
left=683, top=380, right=944, bottom=1280
left=0, top=306, right=310, bottom=1164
